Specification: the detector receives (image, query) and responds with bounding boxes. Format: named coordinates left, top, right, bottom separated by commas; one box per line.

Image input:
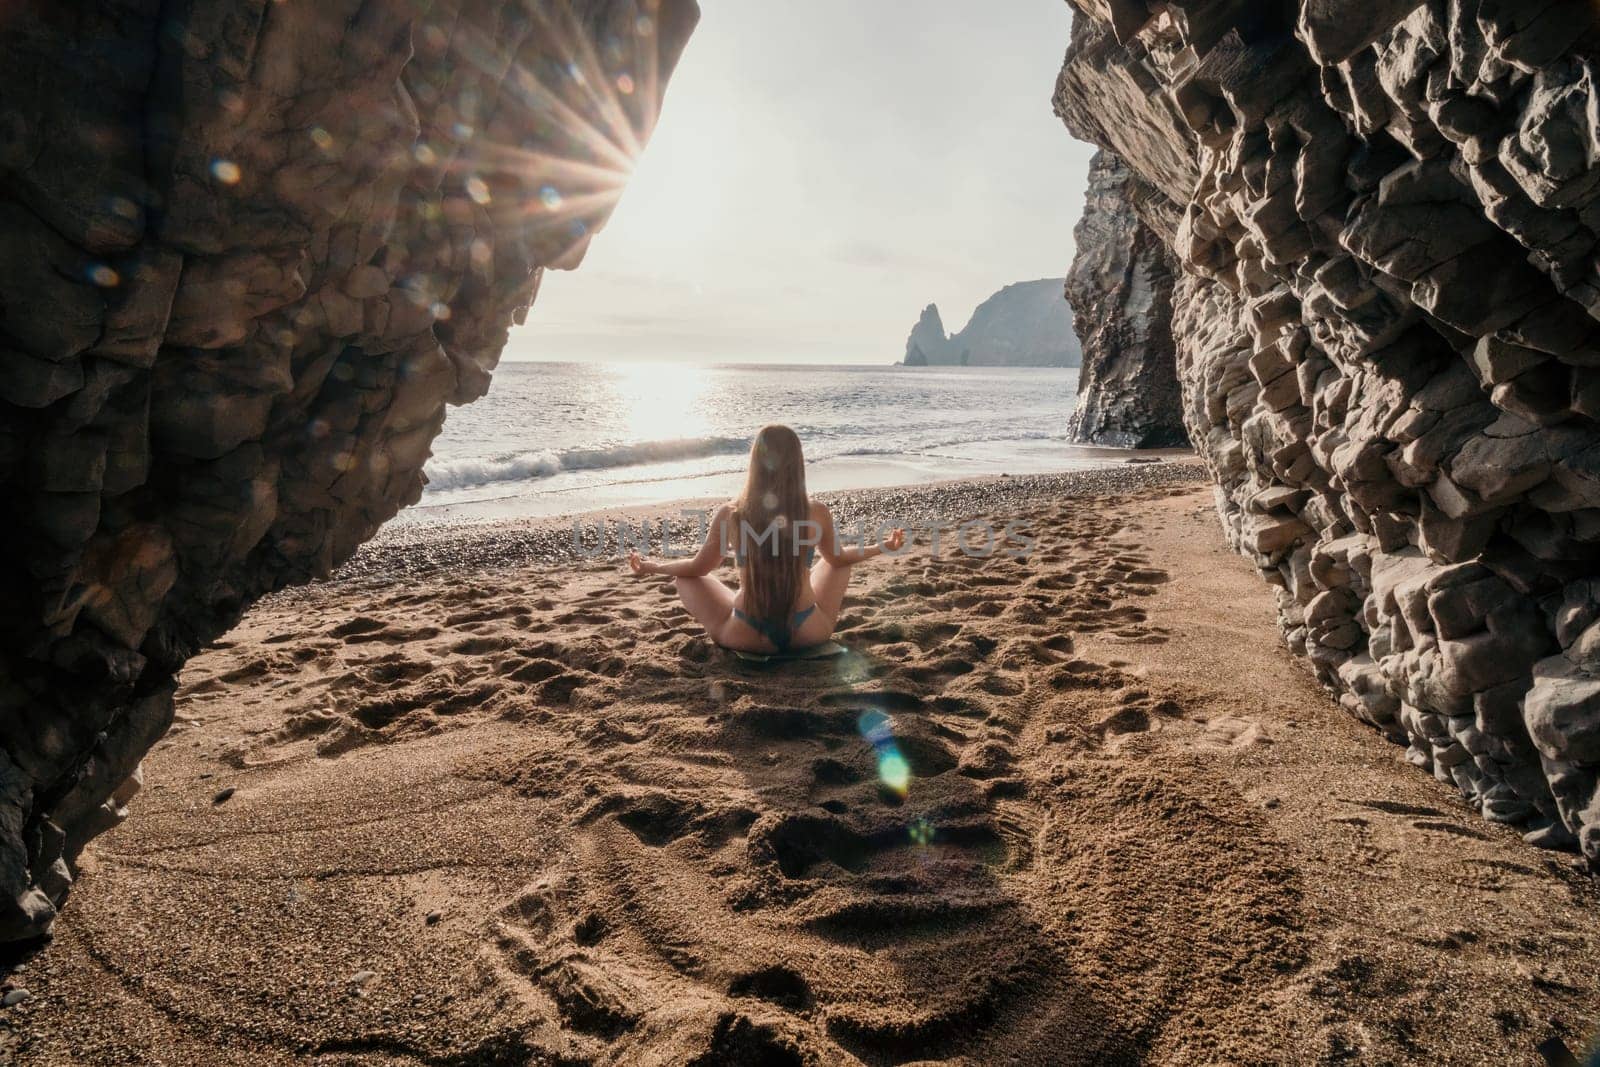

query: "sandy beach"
left=4, top=462, right=1598, bottom=1066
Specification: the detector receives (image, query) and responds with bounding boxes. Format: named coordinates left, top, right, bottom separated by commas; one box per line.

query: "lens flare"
left=209, top=158, right=241, bottom=185
left=85, top=263, right=119, bottom=288
left=858, top=710, right=911, bottom=797
left=878, top=752, right=910, bottom=794
left=858, top=710, right=890, bottom=747
left=366, top=0, right=676, bottom=287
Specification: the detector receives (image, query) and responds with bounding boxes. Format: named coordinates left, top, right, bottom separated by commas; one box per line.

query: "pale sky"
left=505, top=1, right=1091, bottom=365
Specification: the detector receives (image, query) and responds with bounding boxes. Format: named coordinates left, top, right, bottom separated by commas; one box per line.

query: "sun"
left=418, top=0, right=686, bottom=275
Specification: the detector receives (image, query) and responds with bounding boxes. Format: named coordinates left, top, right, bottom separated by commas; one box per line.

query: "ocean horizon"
left=406, top=360, right=1128, bottom=522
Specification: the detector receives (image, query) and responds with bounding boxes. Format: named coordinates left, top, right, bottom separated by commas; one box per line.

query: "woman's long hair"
left=734, top=425, right=810, bottom=640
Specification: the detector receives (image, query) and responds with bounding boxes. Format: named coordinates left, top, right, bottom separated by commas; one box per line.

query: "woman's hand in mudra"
left=627, top=550, right=659, bottom=577
left=882, top=528, right=906, bottom=552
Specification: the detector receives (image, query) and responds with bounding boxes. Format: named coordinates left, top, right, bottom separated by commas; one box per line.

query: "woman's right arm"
left=628, top=504, right=731, bottom=578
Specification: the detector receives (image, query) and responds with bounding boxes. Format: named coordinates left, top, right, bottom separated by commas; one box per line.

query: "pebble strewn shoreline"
left=270, top=460, right=1207, bottom=598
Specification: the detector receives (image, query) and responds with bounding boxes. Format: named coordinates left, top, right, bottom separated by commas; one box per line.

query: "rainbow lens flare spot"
left=908, top=817, right=936, bottom=847
left=878, top=752, right=910, bottom=794
left=858, top=710, right=911, bottom=797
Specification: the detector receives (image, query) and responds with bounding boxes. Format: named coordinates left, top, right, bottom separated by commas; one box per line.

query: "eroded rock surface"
left=1057, top=0, right=1600, bottom=863
left=1061, top=150, right=1189, bottom=448
left=0, top=0, right=696, bottom=943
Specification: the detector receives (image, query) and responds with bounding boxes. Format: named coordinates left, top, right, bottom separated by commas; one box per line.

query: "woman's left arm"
left=628, top=504, right=730, bottom=578
left=815, top=502, right=905, bottom=565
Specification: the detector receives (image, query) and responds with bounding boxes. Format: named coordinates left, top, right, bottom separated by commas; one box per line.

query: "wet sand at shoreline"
left=5, top=463, right=1599, bottom=1065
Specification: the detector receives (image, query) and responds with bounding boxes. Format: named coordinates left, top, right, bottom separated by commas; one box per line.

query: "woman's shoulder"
left=809, top=499, right=832, bottom=522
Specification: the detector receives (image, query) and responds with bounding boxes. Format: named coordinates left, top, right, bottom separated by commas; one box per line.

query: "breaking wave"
left=424, top=435, right=754, bottom=491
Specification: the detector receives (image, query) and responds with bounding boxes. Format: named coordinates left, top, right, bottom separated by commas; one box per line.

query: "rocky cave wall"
left=0, top=0, right=697, bottom=944
left=1057, top=0, right=1600, bottom=864
left=1060, top=148, right=1189, bottom=448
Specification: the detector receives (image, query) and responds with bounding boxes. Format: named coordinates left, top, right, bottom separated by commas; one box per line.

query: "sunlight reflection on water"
left=606, top=362, right=717, bottom=443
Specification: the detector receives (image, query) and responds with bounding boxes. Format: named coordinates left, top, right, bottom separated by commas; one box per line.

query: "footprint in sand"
left=448, top=635, right=513, bottom=656
left=1194, top=715, right=1271, bottom=752
left=727, top=965, right=813, bottom=1010
left=956, top=736, right=1018, bottom=781
left=501, top=658, right=567, bottom=685
left=537, top=671, right=594, bottom=706
left=480, top=641, right=1054, bottom=1063
left=818, top=688, right=925, bottom=714
left=593, top=789, right=705, bottom=848
left=328, top=616, right=387, bottom=639
left=1411, top=819, right=1496, bottom=842
left=553, top=609, right=610, bottom=626
left=1108, top=626, right=1172, bottom=645
left=443, top=604, right=527, bottom=627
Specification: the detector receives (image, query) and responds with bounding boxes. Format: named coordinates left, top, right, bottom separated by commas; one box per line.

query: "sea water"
left=406, top=361, right=1124, bottom=521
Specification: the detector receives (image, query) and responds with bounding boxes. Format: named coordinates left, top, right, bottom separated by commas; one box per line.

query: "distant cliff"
left=903, top=305, right=949, bottom=366
left=901, top=279, right=1081, bottom=367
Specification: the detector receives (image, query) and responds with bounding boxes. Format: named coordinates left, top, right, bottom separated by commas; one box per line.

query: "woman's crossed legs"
left=673, top=556, right=855, bottom=651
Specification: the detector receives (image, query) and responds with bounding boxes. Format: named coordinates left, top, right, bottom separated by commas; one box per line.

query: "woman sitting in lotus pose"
left=627, top=424, right=905, bottom=654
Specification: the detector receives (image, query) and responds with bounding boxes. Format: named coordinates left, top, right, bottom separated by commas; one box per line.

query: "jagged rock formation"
left=1062, top=150, right=1189, bottom=448
left=904, top=304, right=949, bottom=365
left=0, top=0, right=697, bottom=944
left=1056, top=1, right=1600, bottom=864
left=899, top=279, right=1082, bottom=367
